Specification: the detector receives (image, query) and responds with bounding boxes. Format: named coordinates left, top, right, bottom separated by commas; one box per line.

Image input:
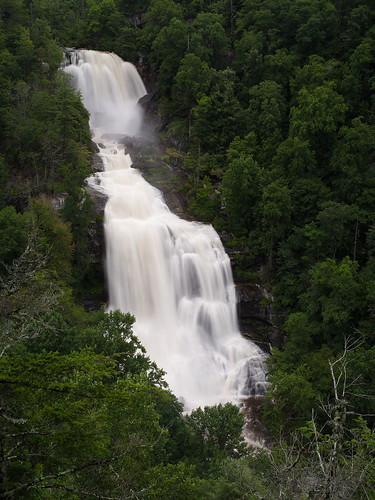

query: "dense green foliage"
left=0, top=0, right=374, bottom=498
left=135, top=0, right=375, bottom=450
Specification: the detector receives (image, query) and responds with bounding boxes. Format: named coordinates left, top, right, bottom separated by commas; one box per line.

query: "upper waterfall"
left=64, top=50, right=146, bottom=136
left=64, top=50, right=268, bottom=411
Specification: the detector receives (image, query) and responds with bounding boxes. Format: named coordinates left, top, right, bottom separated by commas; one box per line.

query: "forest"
left=0, top=0, right=374, bottom=498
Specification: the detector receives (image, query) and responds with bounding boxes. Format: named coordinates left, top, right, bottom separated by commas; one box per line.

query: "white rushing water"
left=65, top=50, right=268, bottom=411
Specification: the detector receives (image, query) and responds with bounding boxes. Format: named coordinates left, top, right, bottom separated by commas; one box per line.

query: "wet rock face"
left=237, top=284, right=274, bottom=324
left=236, top=284, right=283, bottom=350
left=86, top=148, right=107, bottom=265
left=86, top=186, right=106, bottom=264
left=117, top=104, right=191, bottom=220
left=242, top=396, right=272, bottom=448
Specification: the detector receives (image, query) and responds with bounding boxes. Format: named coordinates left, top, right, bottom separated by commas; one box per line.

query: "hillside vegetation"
left=0, top=1, right=374, bottom=498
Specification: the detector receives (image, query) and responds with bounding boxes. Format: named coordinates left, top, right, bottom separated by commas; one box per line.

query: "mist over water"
left=65, top=50, right=146, bottom=136
left=65, top=50, right=268, bottom=411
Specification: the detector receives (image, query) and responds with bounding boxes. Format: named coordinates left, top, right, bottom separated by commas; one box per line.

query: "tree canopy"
left=0, top=0, right=374, bottom=497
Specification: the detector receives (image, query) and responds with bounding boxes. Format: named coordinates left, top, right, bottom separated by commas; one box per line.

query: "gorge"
left=64, top=50, right=268, bottom=412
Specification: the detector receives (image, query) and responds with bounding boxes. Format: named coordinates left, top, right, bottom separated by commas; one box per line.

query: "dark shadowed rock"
left=237, top=283, right=283, bottom=350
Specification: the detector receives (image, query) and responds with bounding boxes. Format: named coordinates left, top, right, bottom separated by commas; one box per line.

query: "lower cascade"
left=65, top=50, right=268, bottom=411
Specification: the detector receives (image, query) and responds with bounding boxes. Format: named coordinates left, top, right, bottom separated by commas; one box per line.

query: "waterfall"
left=65, top=50, right=268, bottom=411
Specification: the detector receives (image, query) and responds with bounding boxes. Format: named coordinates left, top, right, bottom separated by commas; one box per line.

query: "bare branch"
left=39, top=481, right=159, bottom=500
left=0, top=233, right=62, bottom=357
left=39, top=483, right=125, bottom=500
left=3, top=450, right=134, bottom=497
left=3, top=429, right=166, bottom=498
left=311, top=410, right=327, bottom=479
